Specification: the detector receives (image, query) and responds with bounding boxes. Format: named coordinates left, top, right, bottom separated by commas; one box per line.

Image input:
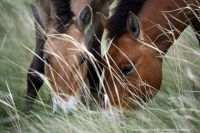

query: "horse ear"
left=31, top=4, right=45, bottom=29
left=31, top=4, right=52, bottom=30
left=77, top=5, right=93, bottom=31
left=127, top=11, right=140, bottom=39
left=96, top=12, right=108, bottom=28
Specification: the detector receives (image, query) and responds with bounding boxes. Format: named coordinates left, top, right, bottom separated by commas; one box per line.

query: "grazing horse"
left=99, top=0, right=200, bottom=109
left=24, top=0, right=112, bottom=113
left=43, top=6, right=93, bottom=112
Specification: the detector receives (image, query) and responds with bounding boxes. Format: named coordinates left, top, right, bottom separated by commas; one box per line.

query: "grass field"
left=0, top=0, right=200, bottom=132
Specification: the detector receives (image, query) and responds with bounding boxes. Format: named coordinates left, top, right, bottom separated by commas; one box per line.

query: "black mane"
left=107, top=0, right=147, bottom=39
left=51, top=0, right=74, bottom=32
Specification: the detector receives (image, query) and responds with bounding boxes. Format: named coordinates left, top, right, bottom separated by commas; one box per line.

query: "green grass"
left=0, top=1, right=200, bottom=132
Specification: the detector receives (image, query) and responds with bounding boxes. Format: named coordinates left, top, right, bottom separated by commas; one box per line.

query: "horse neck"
left=139, top=0, right=198, bottom=47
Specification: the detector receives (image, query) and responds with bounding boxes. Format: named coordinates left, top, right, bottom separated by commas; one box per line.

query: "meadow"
left=0, top=0, right=200, bottom=132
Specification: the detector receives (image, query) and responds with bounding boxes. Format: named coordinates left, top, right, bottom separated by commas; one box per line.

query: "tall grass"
left=0, top=0, right=199, bottom=132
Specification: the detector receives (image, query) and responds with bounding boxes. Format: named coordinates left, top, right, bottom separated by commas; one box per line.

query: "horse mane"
left=51, top=0, right=74, bottom=32
left=107, top=0, right=147, bottom=39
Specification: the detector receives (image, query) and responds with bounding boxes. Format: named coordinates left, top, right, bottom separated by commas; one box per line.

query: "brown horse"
left=24, top=0, right=112, bottom=113
left=99, top=0, right=200, bottom=109
left=43, top=6, right=93, bottom=112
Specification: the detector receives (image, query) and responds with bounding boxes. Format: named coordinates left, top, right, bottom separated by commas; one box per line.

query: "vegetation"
left=0, top=0, right=199, bottom=132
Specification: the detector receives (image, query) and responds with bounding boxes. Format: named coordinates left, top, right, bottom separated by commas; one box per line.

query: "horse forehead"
left=46, top=24, right=84, bottom=44
left=109, top=35, right=141, bottom=59
left=114, top=34, right=139, bottom=48
left=45, top=38, right=73, bottom=49
left=45, top=38, right=84, bottom=56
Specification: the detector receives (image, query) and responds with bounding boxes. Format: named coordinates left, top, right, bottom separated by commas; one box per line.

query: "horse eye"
left=43, top=56, right=50, bottom=64
left=121, top=65, right=134, bottom=76
left=80, top=57, right=87, bottom=65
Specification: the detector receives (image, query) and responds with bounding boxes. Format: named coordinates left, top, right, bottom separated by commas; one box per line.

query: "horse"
left=98, top=0, right=200, bottom=109
left=23, top=0, right=112, bottom=113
